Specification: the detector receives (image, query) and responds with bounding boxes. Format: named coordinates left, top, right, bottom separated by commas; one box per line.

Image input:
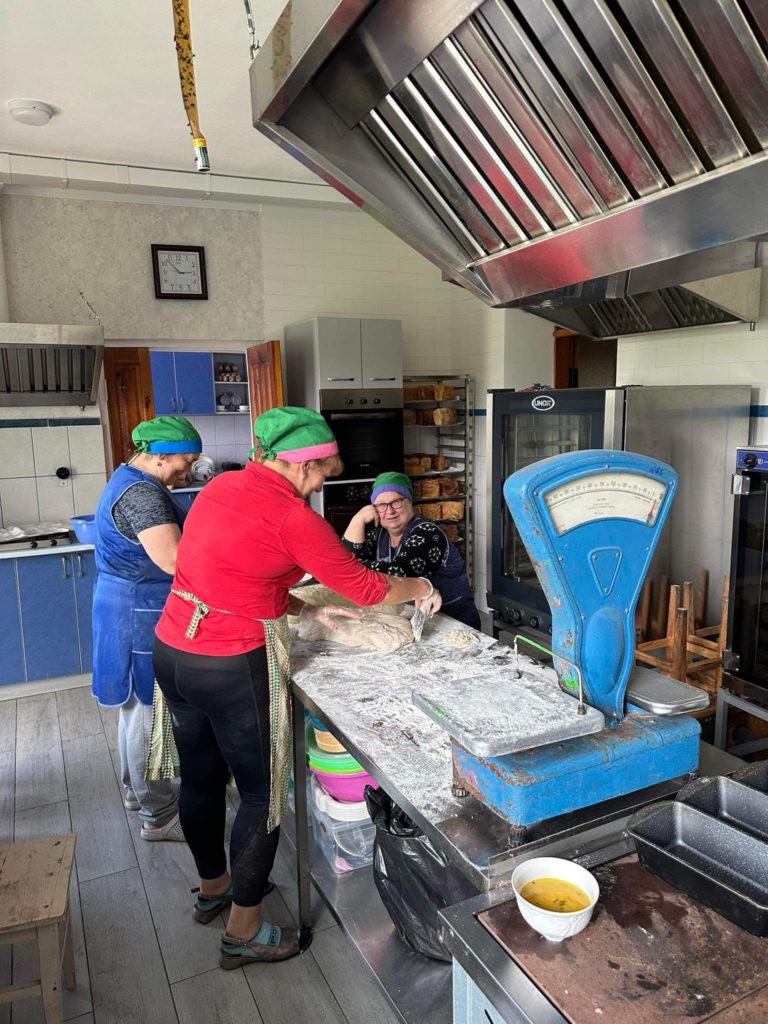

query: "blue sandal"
left=192, top=880, right=275, bottom=924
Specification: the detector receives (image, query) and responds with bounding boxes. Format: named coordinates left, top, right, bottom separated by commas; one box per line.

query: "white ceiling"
left=0, top=0, right=325, bottom=187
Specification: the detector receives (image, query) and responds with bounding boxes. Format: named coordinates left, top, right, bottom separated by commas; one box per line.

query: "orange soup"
left=520, top=877, right=591, bottom=913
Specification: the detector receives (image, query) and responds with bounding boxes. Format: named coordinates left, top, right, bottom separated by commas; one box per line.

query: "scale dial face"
left=543, top=471, right=667, bottom=536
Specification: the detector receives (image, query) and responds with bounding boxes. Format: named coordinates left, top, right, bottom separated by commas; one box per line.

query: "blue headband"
left=371, top=483, right=412, bottom=503
left=145, top=441, right=201, bottom=454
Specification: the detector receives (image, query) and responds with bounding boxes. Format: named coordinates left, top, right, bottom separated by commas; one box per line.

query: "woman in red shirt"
left=153, top=407, right=440, bottom=969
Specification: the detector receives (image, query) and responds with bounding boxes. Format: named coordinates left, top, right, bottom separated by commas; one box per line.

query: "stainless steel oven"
left=319, top=388, right=403, bottom=482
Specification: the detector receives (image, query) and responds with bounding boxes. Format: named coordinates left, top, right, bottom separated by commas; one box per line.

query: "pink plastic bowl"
left=311, top=767, right=377, bottom=803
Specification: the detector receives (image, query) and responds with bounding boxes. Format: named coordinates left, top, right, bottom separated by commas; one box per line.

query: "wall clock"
left=151, top=244, right=208, bottom=300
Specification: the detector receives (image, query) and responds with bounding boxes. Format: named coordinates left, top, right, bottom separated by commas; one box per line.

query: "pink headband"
left=275, top=441, right=339, bottom=464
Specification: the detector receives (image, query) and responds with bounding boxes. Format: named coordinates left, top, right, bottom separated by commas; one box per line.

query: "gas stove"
left=0, top=522, right=76, bottom=551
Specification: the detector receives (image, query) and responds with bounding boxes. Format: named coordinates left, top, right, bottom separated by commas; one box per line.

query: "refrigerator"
left=487, top=386, right=751, bottom=640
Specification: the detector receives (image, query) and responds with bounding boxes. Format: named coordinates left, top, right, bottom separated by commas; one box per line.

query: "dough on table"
left=443, top=628, right=480, bottom=647
left=290, top=583, right=402, bottom=616
left=298, top=608, right=414, bottom=653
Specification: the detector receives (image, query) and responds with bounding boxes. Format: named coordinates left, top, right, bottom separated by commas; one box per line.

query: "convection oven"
left=488, top=386, right=750, bottom=642
left=316, top=388, right=403, bottom=531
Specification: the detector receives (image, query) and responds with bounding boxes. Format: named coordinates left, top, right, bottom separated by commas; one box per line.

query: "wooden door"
left=104, top=347, right=155, bottom=472
left=247, top=341, right=284, bottom=426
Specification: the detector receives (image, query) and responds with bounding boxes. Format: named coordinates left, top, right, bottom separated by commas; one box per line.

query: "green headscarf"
left=131, top=415, right=202, bottom=455
left=252, top=406, right=339, bottom=463
left=371, top=472, right=413, bottom=503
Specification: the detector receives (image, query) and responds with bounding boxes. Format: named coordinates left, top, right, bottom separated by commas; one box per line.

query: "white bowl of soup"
left=511, top=856, right=599, bottom=942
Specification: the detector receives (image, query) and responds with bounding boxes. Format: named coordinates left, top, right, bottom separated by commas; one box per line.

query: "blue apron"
left=374, top=516, right=481, bottom=629
left=92, top=464, right=186, bottom=707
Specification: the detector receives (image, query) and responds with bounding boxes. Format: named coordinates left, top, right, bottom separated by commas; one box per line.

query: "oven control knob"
left=373, top=397, right=381, bottom=405
left=744, top=453, right=758, bottom=469
left=359, top=398, right=368, bottom=405
left=529, top=616, right=539, bottom=629
left=511, top=609, right=521, bottom=624
left=345, top=398, right=353, bottom=406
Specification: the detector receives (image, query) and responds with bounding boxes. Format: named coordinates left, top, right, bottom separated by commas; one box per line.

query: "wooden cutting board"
left=478, top=855, right=768, bottom=1023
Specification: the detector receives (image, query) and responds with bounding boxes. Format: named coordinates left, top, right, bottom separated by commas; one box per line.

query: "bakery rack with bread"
left=402, top=375, right=474, bottom=583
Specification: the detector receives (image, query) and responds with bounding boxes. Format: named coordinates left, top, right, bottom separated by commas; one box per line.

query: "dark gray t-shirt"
left=112, top=482, right=176, bottom=542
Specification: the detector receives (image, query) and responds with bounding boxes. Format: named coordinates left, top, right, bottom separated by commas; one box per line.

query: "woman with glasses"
left=343, top=471, right=480, bottom=629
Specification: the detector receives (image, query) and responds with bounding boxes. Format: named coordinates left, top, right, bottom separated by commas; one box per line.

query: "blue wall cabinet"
left=175, top=352, right=215, bottom=414
left=149, top=351, right=177, bottom=415
left=17, top=555, right=81, bottom=680
left=74, top=551, right=96, bottom=673
left=150, top=351, right=214, bottom=416
left=0, top=561, right=25, bottom=686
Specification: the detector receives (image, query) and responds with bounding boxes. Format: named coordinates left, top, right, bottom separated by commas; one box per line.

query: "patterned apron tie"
left=146, top=590, right=293, bottom=832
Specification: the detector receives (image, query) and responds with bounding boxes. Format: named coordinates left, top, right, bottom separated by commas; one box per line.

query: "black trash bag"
left=365, top=786, right=476, bottom=961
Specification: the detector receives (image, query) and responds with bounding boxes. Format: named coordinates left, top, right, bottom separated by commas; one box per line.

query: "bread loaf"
left=415, top=503, right=443, bottom=521
left=433, top=407, right=458, bottom=425
left=435, top=384, right=456, bottom=401
left=441, top=524, right=459, bottom=542
left=431, top=454, right=449, bottom=471
left=403, top=408, right=417, bottom=426
left=419, top=454, right=433, bottom=470
left=404, top=457, right=423, bottom=476
left=438, top=477, right=460, bottom=497
left=441, top=501, right=464, bottom=521
left=418, top=479, right=440, bottom=499
left=417, top=409, right=436, bottom=426
left=404, top=384, right=436, bottom=401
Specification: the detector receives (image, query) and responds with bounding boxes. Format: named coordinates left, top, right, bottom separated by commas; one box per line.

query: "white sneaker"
left=141, top=814, right=186, bottom=843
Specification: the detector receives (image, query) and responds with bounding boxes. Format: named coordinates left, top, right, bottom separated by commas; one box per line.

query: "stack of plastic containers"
left=306, top=712, right=377, bottom=874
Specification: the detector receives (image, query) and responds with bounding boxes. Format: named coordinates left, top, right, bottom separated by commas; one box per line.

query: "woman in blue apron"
left=92, top=415, right=201, bottom=841
left=343, top=471, right=480, bottom=629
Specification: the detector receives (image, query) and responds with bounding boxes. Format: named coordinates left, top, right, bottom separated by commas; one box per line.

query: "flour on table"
left=443, top=628, right=480, bottom=646
left=297, top=610, right=414, bottom=652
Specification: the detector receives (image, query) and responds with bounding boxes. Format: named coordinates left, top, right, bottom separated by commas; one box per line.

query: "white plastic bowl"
left=511, top=856, right=599, bottom=942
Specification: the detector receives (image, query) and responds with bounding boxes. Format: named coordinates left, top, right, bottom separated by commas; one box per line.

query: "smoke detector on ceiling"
left=6, top=99, right=54, bottom=126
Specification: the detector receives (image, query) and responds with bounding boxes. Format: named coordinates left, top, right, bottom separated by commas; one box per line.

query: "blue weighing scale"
left=413, top=449, right=706, bottom=833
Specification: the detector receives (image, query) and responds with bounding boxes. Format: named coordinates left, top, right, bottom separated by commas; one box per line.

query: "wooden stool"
left=0, top=834, right=76, bottom=1024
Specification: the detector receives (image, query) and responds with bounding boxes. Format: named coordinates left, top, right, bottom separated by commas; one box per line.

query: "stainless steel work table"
left=287, top=616, right=740, bottom=1024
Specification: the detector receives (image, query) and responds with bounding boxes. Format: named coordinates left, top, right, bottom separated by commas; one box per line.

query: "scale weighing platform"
left=414, top=449, right=707, bottom=832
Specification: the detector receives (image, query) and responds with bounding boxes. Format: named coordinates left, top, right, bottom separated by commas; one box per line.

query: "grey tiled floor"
left=0, top=688, right=401, bottom=1024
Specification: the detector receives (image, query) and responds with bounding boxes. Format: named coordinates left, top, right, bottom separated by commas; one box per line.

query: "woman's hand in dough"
left=415, top=590, right=443, bottom=617
left=299, top=604, right=363, bottom=632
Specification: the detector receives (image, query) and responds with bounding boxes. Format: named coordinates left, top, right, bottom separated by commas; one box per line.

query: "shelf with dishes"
left=213, top=351, right=250, bottom=414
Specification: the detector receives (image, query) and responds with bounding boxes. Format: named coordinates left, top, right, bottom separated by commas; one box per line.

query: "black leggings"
left=152, top=636, right=279, bottom=907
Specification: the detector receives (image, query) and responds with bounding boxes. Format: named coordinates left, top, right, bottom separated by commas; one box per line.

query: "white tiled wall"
left=260, top=206, right=454, bottom=376
left=616, top=271, right=768, bottom=441
left=449, top=292, right=554, bottom=611
left=0, top=422, right=107, bottom=527
left=185, top=414, right=253, bottom=470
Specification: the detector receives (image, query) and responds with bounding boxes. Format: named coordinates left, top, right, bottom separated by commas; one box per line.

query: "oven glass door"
left=731, top=472, right=768, bottom=691
left=323, top=409, right=403, bottom=480
left=501, top=412, right=593, bottom=584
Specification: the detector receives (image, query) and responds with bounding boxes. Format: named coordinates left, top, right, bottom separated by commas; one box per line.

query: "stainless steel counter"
left=440, top=743, right=746, bottom=1024
left=0, top=541, right=94, bottom=561
left=289, top=617, right=742, bottom=1024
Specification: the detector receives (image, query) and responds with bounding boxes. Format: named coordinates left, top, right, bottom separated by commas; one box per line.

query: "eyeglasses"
left=373, top=497, right=408, bottom=514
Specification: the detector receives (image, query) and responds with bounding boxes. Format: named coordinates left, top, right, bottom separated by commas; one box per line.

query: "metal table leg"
left=292, top=692, right=313, bottom=948
left=714, top=687, right=729, bottom=750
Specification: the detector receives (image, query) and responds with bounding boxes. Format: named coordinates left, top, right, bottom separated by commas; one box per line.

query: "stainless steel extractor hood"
left=0, top=323, right=104, bottom=407
left=251, top=0, right=768, bottom=336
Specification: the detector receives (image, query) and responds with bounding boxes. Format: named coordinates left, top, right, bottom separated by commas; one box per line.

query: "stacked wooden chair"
left=635, top=573, right=729, bottom=717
